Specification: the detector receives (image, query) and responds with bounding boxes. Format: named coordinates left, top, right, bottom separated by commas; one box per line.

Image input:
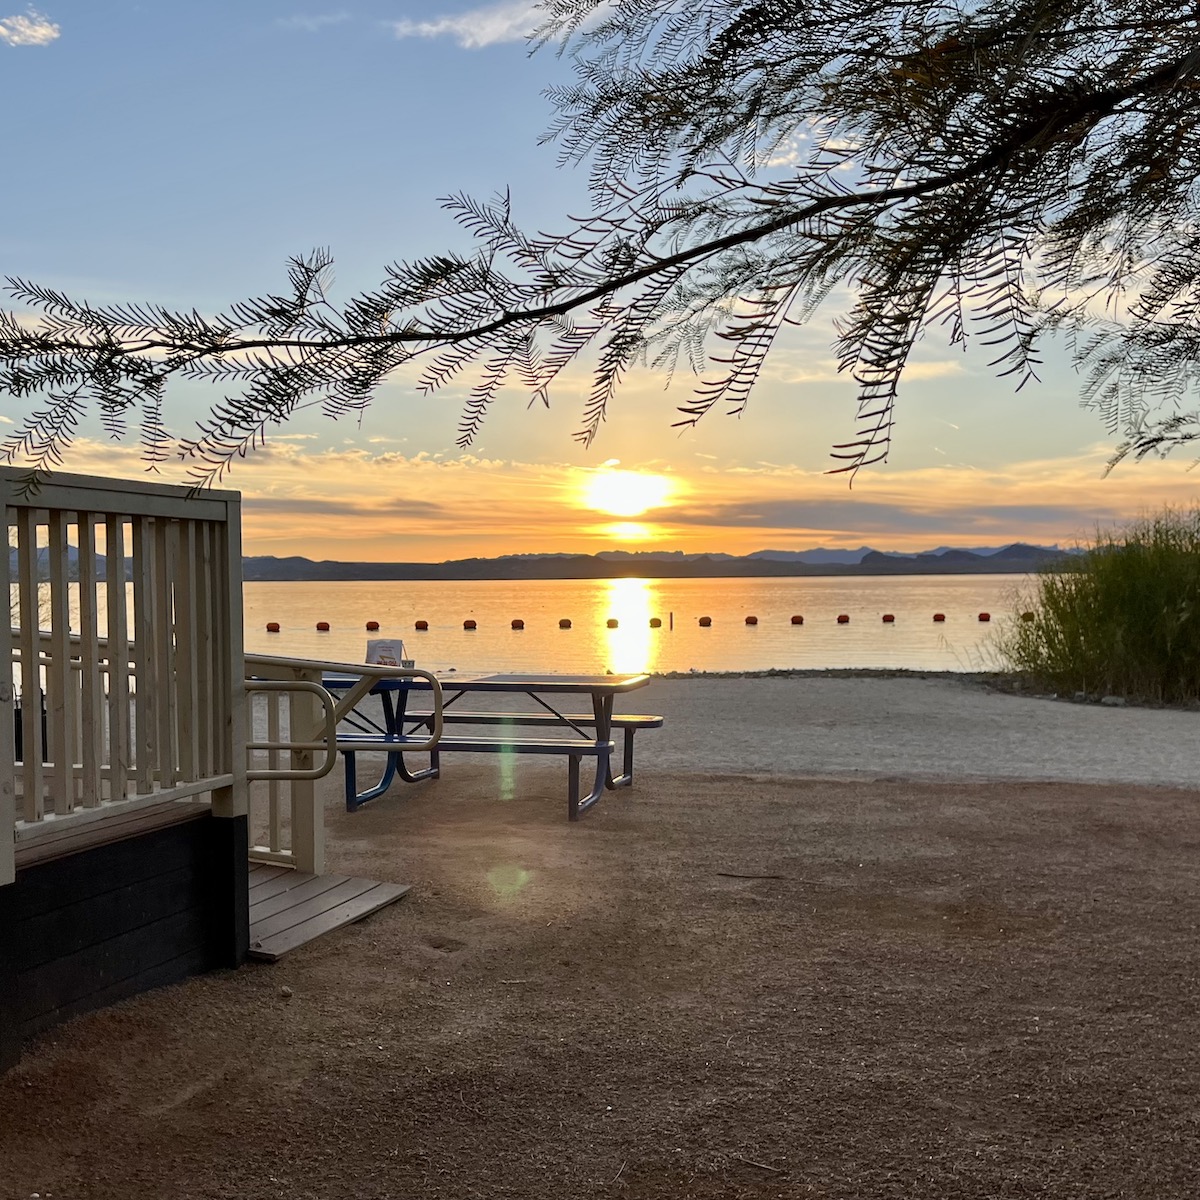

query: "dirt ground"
left=3, top=755, right=1199, bottom=1199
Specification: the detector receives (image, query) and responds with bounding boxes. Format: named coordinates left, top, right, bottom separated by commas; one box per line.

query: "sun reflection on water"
left=601, top=577, right=658, bottom=673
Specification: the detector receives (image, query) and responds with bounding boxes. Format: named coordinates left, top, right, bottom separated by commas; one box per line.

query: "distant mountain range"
left=242, top=543, right=1079, bottom=582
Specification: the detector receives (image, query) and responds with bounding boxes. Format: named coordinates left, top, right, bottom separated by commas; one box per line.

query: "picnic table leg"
left=569, top=750, right=611, bottom=821
left=344, top=749, right=405, bottom=811
left=389, top=687, right=440, bottom=783
left=343, top=689, right=438, bottom=811
left=592, top=693, right=635, bottom=790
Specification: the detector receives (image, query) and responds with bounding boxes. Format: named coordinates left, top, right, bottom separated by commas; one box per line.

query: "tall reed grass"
left=998, top=508, right=1200, bottom=704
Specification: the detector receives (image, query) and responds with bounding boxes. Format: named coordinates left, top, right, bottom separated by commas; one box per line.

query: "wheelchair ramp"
left=248, top=862, right=411, bottom=962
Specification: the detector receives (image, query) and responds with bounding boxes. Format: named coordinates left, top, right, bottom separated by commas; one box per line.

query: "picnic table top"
left=322, top=672, right=651, bottom=694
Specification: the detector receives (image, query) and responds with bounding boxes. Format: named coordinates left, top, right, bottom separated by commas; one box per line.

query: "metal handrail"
left=243, top=653, right=444, bottom=753
left=245, top=679, right=338, bottom=782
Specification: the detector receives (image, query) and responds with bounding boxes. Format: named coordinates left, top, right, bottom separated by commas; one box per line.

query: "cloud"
left=249, top=495, right=445, bottom=520
left=667, top=497, right=1121, bottom=537
left=0, top=7, right=58, bottom=46
left=390, top=0, right=539, bottom=49
left=763, top=355, right=966, bottom=386
left=277, top=12, right=350, bottom=33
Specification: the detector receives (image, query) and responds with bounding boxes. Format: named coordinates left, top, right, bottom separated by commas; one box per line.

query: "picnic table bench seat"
left=399, top=710, right=663, bottom=782
left=337, top=732, right=617, bottom=821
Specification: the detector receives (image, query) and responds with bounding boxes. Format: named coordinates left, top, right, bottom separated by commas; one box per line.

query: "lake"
left=243, top=574, right=1034, bottom=675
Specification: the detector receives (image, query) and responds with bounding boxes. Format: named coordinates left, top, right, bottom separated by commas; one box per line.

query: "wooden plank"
left=247, top=872, right=352, bottom=924
left=194, top=521, right=215, bottom=779
left=76, top=512, right=103, bottom=808
left=0, top=471, right=234, bottom=522
left=248, top=862, right=293, bottom=887
left=212, top=520, right=229, bottom=776
left=20, top=944, right=213, bottom=1042
left=211, top=505, right=250, bottom=820
left=288, top=674, right=322, bottom=875
left=245, top=867, right=335, bottom=904
left=175, top=520, right=199, bottom=782
left=248, top=875, right=379, bottom=942
left=16, top=507, right=43, bottom=820
left=47, top=510, right=76, bottom=815
left=17, top=905, right=210, bottom=1019
left=248, top=880, right=411, bottom=962
left=154, top=517, right=178, bottom=788
left=131, top=516, right=155, bottom=795
left=267, top=689, right=282, bottom=852
left=6, top=813, right=213, bottom=914
left=104, top=515, right=130, bottom=803
left=15, top=863, right=206, bottom=970
left=14, top=801, right=210, bottom=869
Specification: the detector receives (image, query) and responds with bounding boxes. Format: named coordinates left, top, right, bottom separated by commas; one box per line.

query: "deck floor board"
left=247, top=864, right=410, bottom=962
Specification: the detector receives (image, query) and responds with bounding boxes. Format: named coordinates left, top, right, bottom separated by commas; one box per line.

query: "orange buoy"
left=463, top=619, right=477, bottom=630
left=837, top=614, right=850, bottom=624
left=316, top=621, right=330, bottom=632
left=649, top=617, right=662, bottom=628
left=698, top=616, right=712, bottom=627
left=606, top=618, right=619, bottom=629
left=745, top=615, right=758, bottom=625
left=414, top=619, right=428, bottom=631
left=933, top=612, right=946, bottom=622
left=1021, top=611, right=1035, bottom=622
left=266, top=622, right=280, bottom=633
left=559, top=618, right=572, bottom=629
left=978, top=612, right=991, bottom=622
left=511, top=619, right=525, bottom=630
left=366, top=620, right=380, bottom=631
left=791, top=615, right=804, bottom=625
left=882, top=613, right=895, bottom=623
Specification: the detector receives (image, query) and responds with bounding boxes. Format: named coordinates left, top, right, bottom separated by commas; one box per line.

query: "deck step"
left=247, top=861, right=411, bottom=962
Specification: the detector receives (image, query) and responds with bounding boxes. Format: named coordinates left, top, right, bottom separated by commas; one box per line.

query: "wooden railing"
left=2, top=468, right=246, bottom=885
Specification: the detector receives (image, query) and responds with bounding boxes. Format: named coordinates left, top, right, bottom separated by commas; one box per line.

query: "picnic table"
left=322, top=672, right=662, bottom=821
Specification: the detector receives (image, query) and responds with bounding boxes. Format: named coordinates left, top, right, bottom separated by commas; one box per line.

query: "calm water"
left=243, top=574, right=1032, bottom=675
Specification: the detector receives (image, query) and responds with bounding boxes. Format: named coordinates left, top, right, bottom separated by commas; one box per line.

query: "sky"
left=2, top=1, right=1199, bottom=561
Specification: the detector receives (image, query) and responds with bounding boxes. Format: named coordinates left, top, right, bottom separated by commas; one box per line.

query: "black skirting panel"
left=0, top=811, right=249, bottom=1072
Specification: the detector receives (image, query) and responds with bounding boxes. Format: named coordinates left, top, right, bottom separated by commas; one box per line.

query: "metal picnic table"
left=323, top=672, right=656, bottom=820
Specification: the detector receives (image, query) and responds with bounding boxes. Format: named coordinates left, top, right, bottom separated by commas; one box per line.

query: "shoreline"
left=647, top=666, right=1200, bottom=711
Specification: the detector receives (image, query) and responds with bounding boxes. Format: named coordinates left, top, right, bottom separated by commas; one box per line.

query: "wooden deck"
left=14, top=798, right=212, bottom=870
left=248, top=862, right=411, bottom=962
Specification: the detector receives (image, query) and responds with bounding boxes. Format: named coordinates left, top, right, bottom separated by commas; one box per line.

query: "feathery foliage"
left=3, top=0, right=1200, bottom=484
left=998, top=509, right=1200, bottom=704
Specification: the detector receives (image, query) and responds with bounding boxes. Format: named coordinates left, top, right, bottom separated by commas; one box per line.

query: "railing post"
left=213, top=493, right=247, bottom=819
left=287, top=665, right=325, bottom=875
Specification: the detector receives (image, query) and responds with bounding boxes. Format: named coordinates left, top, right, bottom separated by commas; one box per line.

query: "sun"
left=580, top=470, right=675, bottom=517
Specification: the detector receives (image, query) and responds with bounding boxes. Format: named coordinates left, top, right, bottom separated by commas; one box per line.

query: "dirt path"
left=3, top=761, right=1199, bottom=1199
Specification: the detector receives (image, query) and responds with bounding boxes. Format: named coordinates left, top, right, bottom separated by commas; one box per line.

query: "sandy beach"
left=2, top=674, right=1199, bottom=1199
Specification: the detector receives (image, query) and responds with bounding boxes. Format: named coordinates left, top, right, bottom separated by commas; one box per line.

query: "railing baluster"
left=16, top=508, right=43, bottom=821
left=77, top=512, right=104, bottom=808
left=213, top=523, right=230, bottom=776
left=195, top=521, right=215, bottom=778
left=175, top=520, right=199, bottom=782
left=131, top=516, right=156, bottom=794
left=105, top=515, right=130, bottom=803
left=267, top=690, right=282, bottom=853
left=154, top=517, right=177, bottom=788
left=47, top=511, right=76, bottom=814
